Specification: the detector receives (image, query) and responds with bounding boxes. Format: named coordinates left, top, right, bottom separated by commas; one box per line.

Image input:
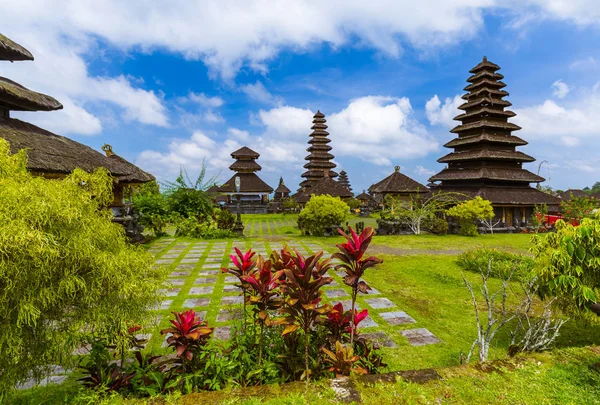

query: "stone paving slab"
left=400, top=328, right=441, bottom=346
left=165, top=279, right=185, bottom=286
left=194, top=277, right=217, bottom=284
left=180, top=258, right=199, bottom=264
left=198, top=269, right=219, bottom=275
left=362, top=332, right=397, bottom=348
left=176, top=264, right=196, bottom=269
left=380, top=311, right=416, bottom=325
left=203, top=263, right=222, bottom=269
left=359, top=287, right=381, bottom=295
left=217, top=309, right=242, bottom=322
left=155, top=259, right=174, bottom=264
left=185, top=253, right=203, bottom=258
left=170, top=271, right=190, bottom=277
left=223, top=284, right=241, bottom=292
left=360, top=316, right=378, bottom=328
left=160, top=288, right=181, bottom=297
left=183, top=298, right=211, bottom=308
left=337, top=300, right=362, bottom=310
left=160, top=300, right=173, bottom=310
left=205, top=258, right=223, bottom=263
left=189, top=286, right=214, bottom=295
left=325, top=289, right=350, bottom=298
left=221, top=295, right=243, bottom=305
left=224, top=276, right=238, bottom=283
left=365, top=297, right=396, bottom=309
left=161, top=253, right=180, bottom=259
left=214, top=326, right=231, bottom=340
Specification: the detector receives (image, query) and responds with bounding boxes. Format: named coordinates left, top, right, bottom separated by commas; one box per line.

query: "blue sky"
left=2, top=1, right=600, bottom=193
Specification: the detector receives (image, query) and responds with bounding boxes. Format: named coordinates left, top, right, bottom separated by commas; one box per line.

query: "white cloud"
left=203, top=111, right=225, bottom=123
left=182, top=92, right=224, bottom=108
left=425, top=94, right=463, bottom=128
left=551, top=80, right=570, bottom=99
left=415, top=165, right=436, bottom=176
left=241, top=81, right=283, bottom=106
left=227, top=128, right=250, bottom=141
left=569, top=56, right=597, bottom=71
left=258, top=106, right=314, bottom=138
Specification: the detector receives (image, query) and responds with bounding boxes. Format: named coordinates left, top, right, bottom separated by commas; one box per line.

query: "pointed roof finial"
left=102, top=143, right=114, bottom=157
left=483, top=55, right=487, bottom=62
left=395, top=165, right=400, bottom=172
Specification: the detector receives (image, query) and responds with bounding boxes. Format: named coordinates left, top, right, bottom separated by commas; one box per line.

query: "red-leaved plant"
left=276, top=250, right=333, bottom=386
left=324, top=302, right=369, bottom=344
left=333, top=226, right=382, bottom=344
left=241, top=255, right=284, bottom=364
left=222, top=247, right=257, bottom=324
left=160, top=309, right=213, bottom=372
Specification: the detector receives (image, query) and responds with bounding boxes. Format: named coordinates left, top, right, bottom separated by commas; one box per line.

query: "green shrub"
left=422, top=216, right=449, bottom=235
left=167, top=187, right=213, bottom=219
left=457, top=247, right=534, bottom=280
left=214, top=208, right=235, bottom=230
left=297, top=194, right=349, bottom=235
left=0, top=139, right=167, bottom=396
left=447, top=196, right=494, bottom=236
left=346, top=197, right=361, bottom=211
left=132, top=192, right=169, bottom=236
left=173, top=214, right=234, bottom=239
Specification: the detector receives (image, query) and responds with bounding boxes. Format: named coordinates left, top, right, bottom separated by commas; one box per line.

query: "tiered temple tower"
left=338, top=170, right=353, bottom=194
left=429, top=57, right=560, bottom=225
left=299, top=111, right=337, bottom=191
left=218, top=146, right=273, bottom=214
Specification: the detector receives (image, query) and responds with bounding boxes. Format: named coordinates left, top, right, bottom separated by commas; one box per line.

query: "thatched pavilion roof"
left=0, top=33, right=34, bottom=61
left=439, top=186, right=561, bottom=206
left=295, top=174, right=353, bottom=203
left=0, top=116, right=153, bottom=183
left=101, top=144, right=155, bottom=183
left=369, top=166, right=428, bottom=194
left=231, top=146, right=260, bottom=159
left=275, top=177, right=291, bottom=194
left=0, top=76, right=63, bottom=111
left=218, top=173, right=273, bottom=193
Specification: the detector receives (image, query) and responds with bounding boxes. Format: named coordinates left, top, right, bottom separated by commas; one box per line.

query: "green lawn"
left=10, top=214, right=600, bottom=404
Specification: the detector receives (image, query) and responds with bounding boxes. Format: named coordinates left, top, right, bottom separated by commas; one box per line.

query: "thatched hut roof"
left=440, top=186, right=561, bottom=206
left=0, top=76, right=63, bottom=111
left=275, top=177, right=291, bottom=194
left=0, top=33, right=34, bottom=61
left=295, top=175, right=353, bottom=203
left=430, top=167, right=544, bottom=183
left=438, top=150, right=535, bottom=163
left=356, top=190, right=375, bottom=202
left=231, top=146, right=259, bottom=159
left=218, top=173, right=273, bottom=193
left=369, top=166, right=428, bottom=194
left=101, top=144, right=154, bottom=183
left=558, top=189, right=589, bottom=200
left=0, top=116, right=153, bottom=183
left=229, top=159, right=262, bottom=172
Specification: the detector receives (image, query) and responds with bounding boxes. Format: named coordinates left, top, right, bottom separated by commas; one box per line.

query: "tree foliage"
left=297, top=195, right=349, bottom=235
left=0, top=139, right=167, bottom=395
left=531, top=213, right=600, bottom=318
left=561, top=196, right=599, bottom=223
left=447, top=196, right=494, bottom=236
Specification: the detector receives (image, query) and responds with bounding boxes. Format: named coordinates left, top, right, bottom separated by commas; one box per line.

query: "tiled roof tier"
left=304, top=152, right=334, bottom=160
left=369, top=166, right=429, bottom=194
left=338, top=170, right=353, bottom=194
left=464, top=79, right=506, bottom=91
left=444, top=133, right=528, bottom=148
left=0, top=33, right=34, bottom=61
left=458, top=98, right=512, bottom=111
left=430, top=167, right=544, bottom=183
left=461, top=88, right=509, bottom=100
left=218, top=173, right=273, bottom=193
left=450, top=120, right=521, bottom=134
left=438, top=150, right=535, bottom=163
left=303, top=161, right=337, bottom=169
left=436, top=186, right=561, bottom=206
left=468, top=57, right=500, bottom=73
left=453, top=107, right=516, bottom=121
left=229, top=159, right=262, bottom=172
left=295, top=175, right=353, bottom=203
left=274, top=177, right=291, bottom=194
left=231, top=146, right=260, bottom=159
left=299, top=111, right=338, bottom=189
left=356, top=190, right=375, bottom=202
left=467, top=71, right=504, bottom=83
left=0, top=76, right=63, bottom=111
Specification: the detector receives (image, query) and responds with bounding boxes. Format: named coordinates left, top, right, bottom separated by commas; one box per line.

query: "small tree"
left=447, top=196, right=494, bottom=236
left=0, top=139, right=166, bottom=396
left=297, top=195, right=349, bottom=236
left=561, top=196, right=599, bottom=224
left=531, top=214, right=600, bottom=318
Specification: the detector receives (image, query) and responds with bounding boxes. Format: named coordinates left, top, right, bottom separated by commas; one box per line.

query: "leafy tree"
left=345, top=198, right=361, bottom=211
left=591, top=181, right=600, bottom=192
left=381, top=192, right=459, bottom=235
left=561, top=196, right=599, bottom=223
left=282, top=197, right=299, bottom=213
left=531, top=213, right=600, bottom=318
left=0, top=139, right=167, bottom=396
left=447, top=196, right=494, bottom=236
left=132, top=181, right=169, bottom=236
left=162, top=166, right=216, bottom=220
left=297, top=195, right=349, bottom=236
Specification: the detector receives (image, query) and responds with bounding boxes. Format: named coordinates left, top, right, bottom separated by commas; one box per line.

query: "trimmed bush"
left=297, top=194, right=349, bottom=236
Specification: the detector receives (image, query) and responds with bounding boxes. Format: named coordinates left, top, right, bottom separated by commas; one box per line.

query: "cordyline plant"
left=160, top=309, right=213, bottom=372
left=334, top=226, right=382, bottom=344
left=277, top=250, right=333, bottom=386
left=321, top=341, right=367, bottom=377
left=222, top=247, right=257, bottom=325
left=241, top=255, right=284, bottom=364
left=324, top=302, right=369, bottom=344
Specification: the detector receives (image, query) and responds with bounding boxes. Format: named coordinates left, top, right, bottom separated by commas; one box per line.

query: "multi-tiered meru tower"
left=299, top=111, right=337, bottom=191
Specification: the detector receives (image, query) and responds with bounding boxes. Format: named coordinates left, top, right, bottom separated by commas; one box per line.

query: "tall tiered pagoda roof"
left=299, top=111, right=337, bottom=189
left=0, top=33, right=153, bottom=184
left=218, top=146, right=273, bottom=193
left=338, top=170, right=353, bottom=195
left=274, top=177, right=291, bottom=194
left=428, top=57, right=560, bottom=206
left=295, top=171, right=352, bottom=203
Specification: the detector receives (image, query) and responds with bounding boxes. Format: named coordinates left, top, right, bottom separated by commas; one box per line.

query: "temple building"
left=295, top=170, right=353, bottom=205
left=218, top=146, right=273, bottom=214
left=338, top=170, right=353, bottom=195
left=428, top=57, right=560, bottom=225
left=0, top=34, right=154, bottom=238
left=273, top=177, right=291, bottom=201
left=298, top=111, right=338, bottom=192
left=369, top=166, right=429, bottom=205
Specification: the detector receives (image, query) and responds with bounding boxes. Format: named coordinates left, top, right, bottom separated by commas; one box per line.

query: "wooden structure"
left=0, top=34, right=154, bottom=239
left=218, top=146, right=273, bottom=214
left=369, top=166, right=429, bottom=205
left=428, top=57, right=560, bottom=226
left=338, top=170, right=353, bottom=195
left=356, top=190, right=376, bottom=207
left=273, top=177, right=291, bottom=201
left=299, top=111, right=338, bottom=191
left=294, top=170, right=353, bottom=205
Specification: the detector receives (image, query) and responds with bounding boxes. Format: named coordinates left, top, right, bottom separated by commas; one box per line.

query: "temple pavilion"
left=0, top=34, right=154, bottom=224
left=218, top=146, right=273, bottom=214
left=428, top=57, right=561, bottom=225
left=294, top=170, right=353, bottom=205
left=273, top=177, right=291, bottom=201
left=298, top=111, right=338, bottom=192
left=369, top=166, right=429, bottom=205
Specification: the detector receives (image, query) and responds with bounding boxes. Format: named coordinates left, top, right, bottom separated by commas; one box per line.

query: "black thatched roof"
left=438, top=150, right=535, bottom=163
left=369, top=166, right=428, bottom=194
left=218, top=173, right=273, bottom=193
left=0, top=76, right=63, bottom=111
left=0, top=33, right=33, bottom=61
left=229, top=159, right=262, bottom=172
left=430, top=167, right=544, bottom=183
left=558, top=189, right=589, bottom=200
left=0, top=117, right=153, bottom=183
left=439, top=186, right=561, bottom=206
left=356, top=190, right=375, bottom=202
left=295, top=175, right=353, bottom=203
left=275, top=177, right=291, bottom=194
left=444, top=133, right=527, bottom=148
left=231, top=146, right=259, bottom=159
left=101, top=144, right=154, bottom=183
